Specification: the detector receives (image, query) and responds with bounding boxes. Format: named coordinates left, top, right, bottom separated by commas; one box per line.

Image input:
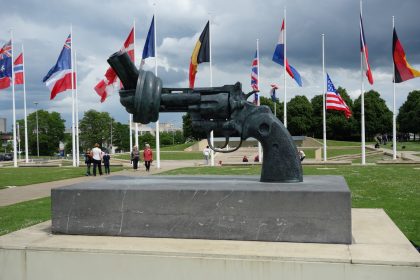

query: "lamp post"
left=34, top=102, right=39, bottom=157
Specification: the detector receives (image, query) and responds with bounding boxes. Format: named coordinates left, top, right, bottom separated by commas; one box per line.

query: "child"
left=103, top=150, right=111, bottom=175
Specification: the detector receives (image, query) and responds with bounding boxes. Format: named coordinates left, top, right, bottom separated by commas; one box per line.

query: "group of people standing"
left=84, top=143, right=111, bottom=176
left=131, top=143, right=153, bottom=172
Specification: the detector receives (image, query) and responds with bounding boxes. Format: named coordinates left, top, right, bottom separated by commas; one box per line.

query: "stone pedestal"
left=52, top=175, right=351, bottom=244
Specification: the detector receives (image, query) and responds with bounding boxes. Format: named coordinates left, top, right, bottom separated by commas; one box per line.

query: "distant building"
left=130, top=122, right=181, bottom=136
left=0, top=118, right=6, bottom=133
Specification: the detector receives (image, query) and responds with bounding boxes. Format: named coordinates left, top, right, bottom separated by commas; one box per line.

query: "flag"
left=95, top=27, right=134, bottom=102
left=42, top=34, right=75, bottom=100
left=251, top=50, right=258, bottom=90
left=0, top=40, right=12, bottom=89
left=326, top=74, right=351, bottom=119
left=392, top=27, right=420, bottom=83
left=14, top=52, right=24, bottom=85
left=189, top=21, right=210, bottom=88
left=253, top=92, right=259, bottom=105
left=270, top=84, right=278, bottom=102
left=360, top=14, right=373, bottom=85
left=272, top=20, right=302, bottom=87
left=141, top=16, right=155, bottom=66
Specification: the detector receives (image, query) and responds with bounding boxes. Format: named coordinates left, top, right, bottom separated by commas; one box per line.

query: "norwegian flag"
left=14, top=52, right=24, bottom=85
left=326, top=74, right=351, bottom=119
left=251, top=50, right=258, bottom=91
left=94, top=27, right=134, bottom=102
left=360, top=14, right=373, bottom=85
left=0, top=40, right=12, bottom=89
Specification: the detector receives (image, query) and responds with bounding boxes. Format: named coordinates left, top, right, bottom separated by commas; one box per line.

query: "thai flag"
left=14, top=52, right=24, bottom=85
left=251, top=50, right=258, bottom=91
left=360, top=14, right=373, bottom=85
left=42, top=34, right=75, bottom=100
left=272, top=19, right=302, bottom=87
left=326, top=73, right=351, bottom=119
left=0, top=40, right=12, bottom=89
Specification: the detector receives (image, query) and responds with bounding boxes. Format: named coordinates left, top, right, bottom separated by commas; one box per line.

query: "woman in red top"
left=143, top=143, right=153, bottom=172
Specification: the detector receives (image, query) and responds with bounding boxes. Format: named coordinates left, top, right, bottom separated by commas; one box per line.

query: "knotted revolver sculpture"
left=108, top=51, right=303, bottom=183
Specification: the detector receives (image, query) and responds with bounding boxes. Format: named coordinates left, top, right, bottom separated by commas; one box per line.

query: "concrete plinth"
left=51, top=175, right=351, bottom=244
left=1, top=209, right=419, bottom=280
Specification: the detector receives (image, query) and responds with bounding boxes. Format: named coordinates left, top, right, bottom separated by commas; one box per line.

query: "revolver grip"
left=243, top=106, right=303, bottom=183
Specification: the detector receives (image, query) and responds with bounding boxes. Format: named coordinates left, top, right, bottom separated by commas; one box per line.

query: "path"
left=0, top=160, right=200, bottom=207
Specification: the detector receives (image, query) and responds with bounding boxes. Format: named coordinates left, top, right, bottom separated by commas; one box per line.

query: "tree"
left=112, top=122, right=130, bottom=151
left=286, top=95, right=312, bottom=136
left=398, top=90, right=420, bottom=140
left=182, top=113, right=206, bottom=140
left=310, top=95, right=323, bottom=138
left=17, top=110, right=65, bottom=156
left=79, top=110, right=113, bottom=149
left=353, top=90, right=392, bottom=140
left=260, top=96, right=283, bottom=121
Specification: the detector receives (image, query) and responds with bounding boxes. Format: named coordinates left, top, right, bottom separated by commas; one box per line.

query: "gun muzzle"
left=107, top=51, right=139, bottom=90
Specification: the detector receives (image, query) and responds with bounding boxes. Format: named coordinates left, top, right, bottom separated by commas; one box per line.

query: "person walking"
left=143, top=143, right=153, bottom=172
left=131, top=146, right=140, bottom=171
left=84, top=149, right=93, bottom=176
left=103, top=150, right=111, bottom=175
left=203, top=145, right=211, bottom=165
left=92, top=143, right=103, bottom=176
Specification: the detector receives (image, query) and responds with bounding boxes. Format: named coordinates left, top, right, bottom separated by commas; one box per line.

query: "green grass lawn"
left=1, top=164, right=419, bottom=246
left=0, top=167, right=124, bottom=189
left=380, top=141, right=420, bottom=152
left=160, top=142, right=196, bottom=151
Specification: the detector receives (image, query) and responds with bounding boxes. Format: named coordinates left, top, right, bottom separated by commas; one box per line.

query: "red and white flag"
left=14, top=52, right=24, bottom=85
left=360, top=14, right=373, bottom=85
left=326, top=73, right=351, bottom=119
left=94, top=27, right=134, bottom=102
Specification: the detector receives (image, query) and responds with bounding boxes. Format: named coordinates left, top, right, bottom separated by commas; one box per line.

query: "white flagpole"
left=133, top=20, right=139, bottom=149
left=70, top=26, right=76, bottom=167
left=129, top=114, right=133, bottom=153
left=154, top=14, right=161, bottom=169
left=392, top=16, right=397, bottom=160
left=10, top=30, right=17, bottom=167
left=322, top=33, right=327, bottom=162
left=283, top=8, right=287, bottom=128
left=257, top=38, right=262, bottom=162
left=22, top=44, right=29, bottom=163
left=75, top=51, right=80, bottom=166
left=209, top=17, right=215, bottom=166
left=360, top=0, right=366, bottom=165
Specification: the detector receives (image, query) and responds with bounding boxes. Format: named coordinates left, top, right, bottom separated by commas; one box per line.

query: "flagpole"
left=154, top=13, right=161, bottom=169
left=10, top=30, right=17, bottom=167
left=257, top=38, right=262, bottom=162
left=21, top=44, right=29, bottom=163
left=75, top=51, right=80, bottom=166
left=129, top=114, right=133, bottom=153
left=392, top=16, right=397, bottom=160
left=209, top=16, right=215, bottom=166
left=322, top=33, right=327, bottom=162
left=283, top=8, right=287, bottom=128
left=360, top=0, right=366, bottom=165
left=70, top=26, right=76, bottom=167
left=133, top=19, right=139, bottom=149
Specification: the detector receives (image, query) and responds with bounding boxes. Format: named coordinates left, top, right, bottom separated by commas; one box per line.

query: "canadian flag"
left=94, top=28, right=134, bottom=102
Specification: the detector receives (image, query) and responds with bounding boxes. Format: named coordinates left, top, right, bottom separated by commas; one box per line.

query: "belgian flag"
left=189, top=21, right=210, bottom=88
left=393, top=27, right=420, bottom=83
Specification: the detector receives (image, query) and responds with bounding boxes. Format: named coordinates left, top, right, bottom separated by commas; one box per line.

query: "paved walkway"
left=0, top=160, right=201, bottom=207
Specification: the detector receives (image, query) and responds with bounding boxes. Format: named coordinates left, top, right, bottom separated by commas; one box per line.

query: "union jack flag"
left=0, top=40, right=12, bottom=59
left=251, top=50, right=258, bottom=91
left=63, top=35, right=71, bottom=49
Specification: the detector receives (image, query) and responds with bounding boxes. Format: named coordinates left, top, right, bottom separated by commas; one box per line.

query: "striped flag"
left=189, top=21, right=210, bottom=88
left=392, top=27, right=420, bottom=83
left=0, top=40, right=12, bottom=89
left=360, top=14, right=373, bottom=85
left=251, top=50, right=258, bottom=90
left=14, top=52, right=24, bottom=85
left=326, top=73, right=351, bottom=119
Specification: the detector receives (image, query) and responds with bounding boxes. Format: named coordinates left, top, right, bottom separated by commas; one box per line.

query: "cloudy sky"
left=1, top=0, right=420, bottom=131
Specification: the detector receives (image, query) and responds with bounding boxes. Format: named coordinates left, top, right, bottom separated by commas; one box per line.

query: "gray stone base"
left=51, top=175, right=351, bottom=244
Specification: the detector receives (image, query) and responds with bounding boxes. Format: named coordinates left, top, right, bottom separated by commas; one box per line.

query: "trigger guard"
left=207, top=135, right=243, bottom=153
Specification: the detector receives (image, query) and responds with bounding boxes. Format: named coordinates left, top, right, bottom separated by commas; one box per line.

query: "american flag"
left=251, top=50, right=258, bottom=91
left=326, top=74, right=351, bottom=119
